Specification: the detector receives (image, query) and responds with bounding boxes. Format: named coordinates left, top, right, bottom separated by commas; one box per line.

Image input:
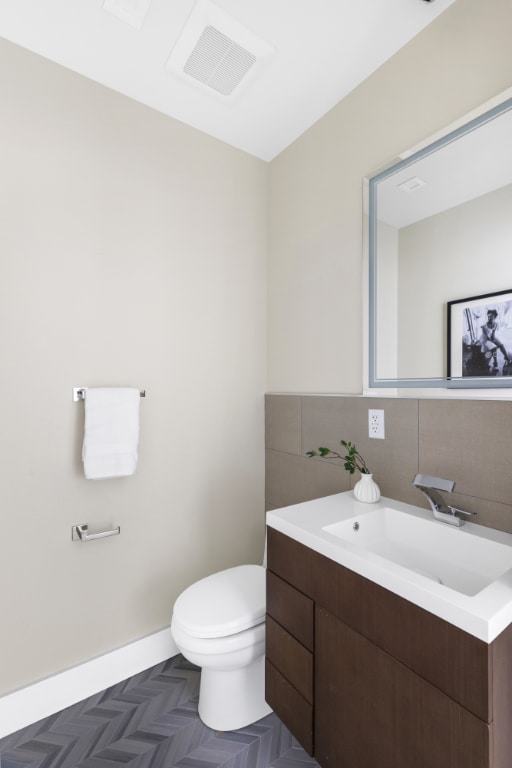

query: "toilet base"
left=198, top=654, right=272, bottom=731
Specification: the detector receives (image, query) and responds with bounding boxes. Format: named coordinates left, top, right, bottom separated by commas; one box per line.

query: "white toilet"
left=170, top=563, right=272, bottom=731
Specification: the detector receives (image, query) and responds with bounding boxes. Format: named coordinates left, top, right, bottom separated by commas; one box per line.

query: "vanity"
left=265, top=492, right=512, bottom=768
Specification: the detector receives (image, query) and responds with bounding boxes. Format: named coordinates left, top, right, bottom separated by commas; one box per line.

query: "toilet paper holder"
left=72, top=523, right=120, bottom=542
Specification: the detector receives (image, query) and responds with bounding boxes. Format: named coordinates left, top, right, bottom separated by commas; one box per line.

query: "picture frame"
left=447, top=289, right=512, bottom=382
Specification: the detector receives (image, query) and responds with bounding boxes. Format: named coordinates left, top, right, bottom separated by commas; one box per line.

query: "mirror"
left=368, top=95, right=512, bottom=388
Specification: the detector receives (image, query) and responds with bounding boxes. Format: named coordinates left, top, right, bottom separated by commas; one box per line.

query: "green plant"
left=306, top=440, right=370, bottom=475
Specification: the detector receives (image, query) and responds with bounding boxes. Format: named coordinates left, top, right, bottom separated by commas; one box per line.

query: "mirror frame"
left=368, top=95, right=512, bottom=389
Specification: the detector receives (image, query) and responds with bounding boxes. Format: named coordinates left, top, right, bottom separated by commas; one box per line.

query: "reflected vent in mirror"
left=397, top=176, right=426, bottom=193
left=166, top=0, right=274, bottom=100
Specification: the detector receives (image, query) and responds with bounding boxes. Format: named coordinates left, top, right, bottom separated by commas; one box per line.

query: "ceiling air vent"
left=166, top=0, right=274, bottom=100
left=183, top=26, right=256, bottom=97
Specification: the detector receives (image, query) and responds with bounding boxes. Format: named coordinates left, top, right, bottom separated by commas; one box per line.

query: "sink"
left=322, top=507, right=512, bottom=597
left=267, top=492, right=512, bottom=642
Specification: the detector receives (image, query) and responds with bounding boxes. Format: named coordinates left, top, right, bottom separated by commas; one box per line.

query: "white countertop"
left=266, top=492, right=512, bottom=643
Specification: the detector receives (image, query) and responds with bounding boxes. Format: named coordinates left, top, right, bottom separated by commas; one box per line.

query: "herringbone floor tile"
left=0, top=656, right=319, bottom=768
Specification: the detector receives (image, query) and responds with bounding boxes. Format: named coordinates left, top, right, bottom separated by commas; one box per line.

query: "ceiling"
left=0, top=0, right=455, bottom=161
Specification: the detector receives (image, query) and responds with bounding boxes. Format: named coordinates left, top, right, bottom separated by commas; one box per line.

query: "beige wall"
left=375, top=220, right=398, bottom=380
left=268, top=0, right=512, bottom=393
left=0, top=39, right=267, bottom=695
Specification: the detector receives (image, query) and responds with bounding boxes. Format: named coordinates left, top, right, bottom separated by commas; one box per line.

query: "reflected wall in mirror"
left=369, top=95, right=512, bottom=388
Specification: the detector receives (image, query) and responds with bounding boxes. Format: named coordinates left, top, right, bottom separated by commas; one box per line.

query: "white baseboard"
left=0, top=626, right=178, bottom=739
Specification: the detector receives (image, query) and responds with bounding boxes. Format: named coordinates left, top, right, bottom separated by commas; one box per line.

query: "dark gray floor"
left=0, top=655, right=320, bottom=768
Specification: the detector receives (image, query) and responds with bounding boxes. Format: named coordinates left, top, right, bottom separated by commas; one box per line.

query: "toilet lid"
left=172, top=564, right=266, bottom=639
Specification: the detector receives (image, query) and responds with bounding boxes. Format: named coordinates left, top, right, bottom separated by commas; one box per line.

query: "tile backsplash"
left=265, top=394, right=512, bottom=534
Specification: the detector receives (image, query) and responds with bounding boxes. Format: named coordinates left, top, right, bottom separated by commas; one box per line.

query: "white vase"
left=353, top=472, right=380, bottom=503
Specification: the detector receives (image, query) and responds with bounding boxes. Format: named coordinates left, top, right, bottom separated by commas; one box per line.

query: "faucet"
left=412, top=474, right=476, bottom=527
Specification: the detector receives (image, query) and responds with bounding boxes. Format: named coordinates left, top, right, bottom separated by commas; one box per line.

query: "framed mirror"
left=368, top=95, right=512, bottom=388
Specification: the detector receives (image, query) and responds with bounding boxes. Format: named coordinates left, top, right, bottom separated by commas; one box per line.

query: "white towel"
left=82, top=387, right=140, bottom=479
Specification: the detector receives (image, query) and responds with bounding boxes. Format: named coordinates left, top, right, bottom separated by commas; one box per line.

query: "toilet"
left=170, top=563, right=272, bottom=731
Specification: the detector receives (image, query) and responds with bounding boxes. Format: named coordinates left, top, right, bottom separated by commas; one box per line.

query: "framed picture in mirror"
left=447, top=289, right=512, bottom=381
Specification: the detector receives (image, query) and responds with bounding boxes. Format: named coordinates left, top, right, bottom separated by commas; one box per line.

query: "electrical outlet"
left=368, top=409, right=385, bottom=439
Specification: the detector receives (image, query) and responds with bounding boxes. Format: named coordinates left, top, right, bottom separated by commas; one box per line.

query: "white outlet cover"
left=368, top=409, right=385, bottom=439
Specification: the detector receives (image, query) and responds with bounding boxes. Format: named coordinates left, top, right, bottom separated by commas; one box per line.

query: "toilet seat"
left=172, top=564, right=266, bottom=639
left=171, top=618, right=266, bottom=657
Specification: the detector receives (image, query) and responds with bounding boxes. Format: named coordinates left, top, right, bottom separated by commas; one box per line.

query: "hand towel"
left=82, top=387, right=140, bottom=479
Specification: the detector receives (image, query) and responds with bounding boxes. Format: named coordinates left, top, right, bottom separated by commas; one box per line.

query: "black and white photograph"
left=448, top=289, right=512, bottom=379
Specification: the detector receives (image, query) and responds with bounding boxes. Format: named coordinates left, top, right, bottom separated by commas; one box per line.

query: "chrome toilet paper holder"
left=72, top=523, right=120, bottom=542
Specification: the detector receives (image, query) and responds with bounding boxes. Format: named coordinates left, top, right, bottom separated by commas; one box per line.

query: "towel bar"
left=72, top=523, right=120, bottom=542
left=73, top=387, right=146, bottom=401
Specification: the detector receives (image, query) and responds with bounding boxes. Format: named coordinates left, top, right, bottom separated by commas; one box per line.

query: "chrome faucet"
left=412, top=474, right=476, bottom=527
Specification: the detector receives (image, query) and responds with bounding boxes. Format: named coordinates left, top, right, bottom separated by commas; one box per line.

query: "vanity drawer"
left=266, top=570, right=314, bottom=650
left=265, top=658, right=313, bottom=756
left=266, top=615, right=313, bottom=702
left=267, top=526, right=314, bottom=597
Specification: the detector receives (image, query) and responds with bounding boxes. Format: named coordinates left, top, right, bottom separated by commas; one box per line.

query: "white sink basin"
left=322, top=507, right=512, bottom=597
left=266, top=492, right=512, bottom=642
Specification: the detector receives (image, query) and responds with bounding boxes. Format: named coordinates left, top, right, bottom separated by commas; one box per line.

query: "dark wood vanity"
left=265, top=526, right=512, bottom=768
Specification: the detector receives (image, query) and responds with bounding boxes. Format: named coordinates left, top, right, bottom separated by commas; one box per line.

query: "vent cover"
left=166, top=0, right=274, bottom=100
left=183, top=25, right=256, bottom=97
left=397, top=176, right=426, bottom=193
